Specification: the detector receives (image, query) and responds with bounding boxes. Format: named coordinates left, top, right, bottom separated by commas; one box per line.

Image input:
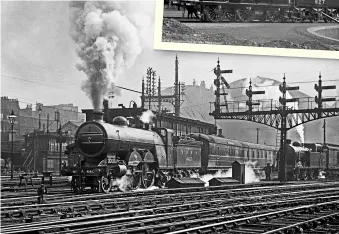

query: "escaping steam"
left=140, top=110, right=155, bottom=124
left=112, top=169, right=134, bottom=192
left=193, top=161, right=262, bottom=186
left=286, top=91, right=304, bottom=143
left=69, top=1, right=148, bottom=111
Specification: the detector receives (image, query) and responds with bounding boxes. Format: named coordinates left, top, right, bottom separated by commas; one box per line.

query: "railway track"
left=1, top=181, right=334, bottom=206
left=168, top=201, right=339, bottom=234
left=2, top=189, right=338, bottom=233
left=2, top=183, right=339, bottom=232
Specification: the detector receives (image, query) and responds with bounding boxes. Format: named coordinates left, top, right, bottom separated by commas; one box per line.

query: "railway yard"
left=162, top=8, right=339, bottom=50
left=1, top=177, right=339, bottom=234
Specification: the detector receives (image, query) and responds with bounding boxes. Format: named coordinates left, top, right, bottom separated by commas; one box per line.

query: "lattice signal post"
left=210, top=60, right=339, bottom=182
left=213, top=58, right=232, bottom=115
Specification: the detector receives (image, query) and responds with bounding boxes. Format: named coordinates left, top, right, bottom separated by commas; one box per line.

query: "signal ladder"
left=275, top=129, right=281, bottom=148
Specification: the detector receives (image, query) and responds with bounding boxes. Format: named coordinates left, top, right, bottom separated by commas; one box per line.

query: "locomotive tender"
left=62, top=111, right=278, bottom=193
left=176, top=0, right=339, bottom=22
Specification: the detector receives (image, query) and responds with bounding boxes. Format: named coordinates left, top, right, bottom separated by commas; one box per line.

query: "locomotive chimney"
left=144, top=123, right=150, bottom=130
left=285, top=139, right=292, bottom=145
left=93, top=111, right=104, bottom=122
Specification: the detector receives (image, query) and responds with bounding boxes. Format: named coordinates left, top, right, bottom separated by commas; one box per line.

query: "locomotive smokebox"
left=93, top=111, right=104, bottom=122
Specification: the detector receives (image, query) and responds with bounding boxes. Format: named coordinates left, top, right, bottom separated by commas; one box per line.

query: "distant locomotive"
left=177, top=0, right=339, bottom=22
left=281, top=140, right=339, bottom=180
left=62, top=111, right=278, bottom=193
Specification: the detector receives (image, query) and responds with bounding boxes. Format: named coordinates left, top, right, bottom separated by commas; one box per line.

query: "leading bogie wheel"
left=101, top=175, right=112, bottom=193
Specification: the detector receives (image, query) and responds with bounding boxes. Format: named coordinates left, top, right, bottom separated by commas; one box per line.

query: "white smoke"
left=69, top=1, right=151, bottom=111
left=140, top=110, right=155, bottom=123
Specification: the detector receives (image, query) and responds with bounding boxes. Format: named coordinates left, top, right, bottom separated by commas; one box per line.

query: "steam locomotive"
left=176, top=0, right=339, bottom=23
left=62, top=111, right=278, bottom=193
left=282, top=140, right=339, bottom=180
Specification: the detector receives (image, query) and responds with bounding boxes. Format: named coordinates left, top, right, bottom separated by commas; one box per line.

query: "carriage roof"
left=189, top=133, right=276, bottom=150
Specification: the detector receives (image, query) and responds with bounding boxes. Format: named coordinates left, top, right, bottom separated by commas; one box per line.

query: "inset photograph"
left=156, top=0, right=339, bottom=58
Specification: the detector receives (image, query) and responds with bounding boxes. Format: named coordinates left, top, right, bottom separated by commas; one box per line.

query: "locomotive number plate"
left=107, top=155, right=116, bottom=164
left=315, top=0, right=325, bottom=4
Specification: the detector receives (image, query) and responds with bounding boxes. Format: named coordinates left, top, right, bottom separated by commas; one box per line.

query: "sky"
left=1, top=0, right=339, bottom=113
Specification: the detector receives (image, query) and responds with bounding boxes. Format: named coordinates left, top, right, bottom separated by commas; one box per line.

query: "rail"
left=2, top=189, right=338, bottom=233
left=322, top=12, right=339, bottom=24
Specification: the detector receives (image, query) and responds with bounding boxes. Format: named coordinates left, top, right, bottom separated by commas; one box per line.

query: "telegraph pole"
left=323, top=119, right=326, bottom=145
left=146, top=67, right=153, bottom=110
left=175, top=55, right=180, bottom=117
left=141, top=78, right=145, bottom=109
left=158, top=77, right=161, bottom=113
left=256, top=128, right=260, bottom=144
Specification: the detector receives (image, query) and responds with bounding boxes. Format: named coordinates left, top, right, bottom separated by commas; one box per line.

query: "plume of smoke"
left=69, top=1, right=149, bottom=111
left=140, top=110, right=155, bottom=123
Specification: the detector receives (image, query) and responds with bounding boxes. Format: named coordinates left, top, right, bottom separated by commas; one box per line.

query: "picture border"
left=154, top=0, right=339, bottom=60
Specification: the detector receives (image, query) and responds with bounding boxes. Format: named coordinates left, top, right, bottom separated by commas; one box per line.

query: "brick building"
left=1, top=96, right=83, bottom=173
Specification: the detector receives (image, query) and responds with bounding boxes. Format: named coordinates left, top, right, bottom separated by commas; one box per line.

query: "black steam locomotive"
left=62, top=111, right=278, bottom=193
left=175, top=0, right=339, bottom=22
left=281, top=140, right=339, bottom=180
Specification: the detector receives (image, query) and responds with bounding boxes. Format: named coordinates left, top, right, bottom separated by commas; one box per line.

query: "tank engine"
left=280, top=140, right=339, bottom=180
